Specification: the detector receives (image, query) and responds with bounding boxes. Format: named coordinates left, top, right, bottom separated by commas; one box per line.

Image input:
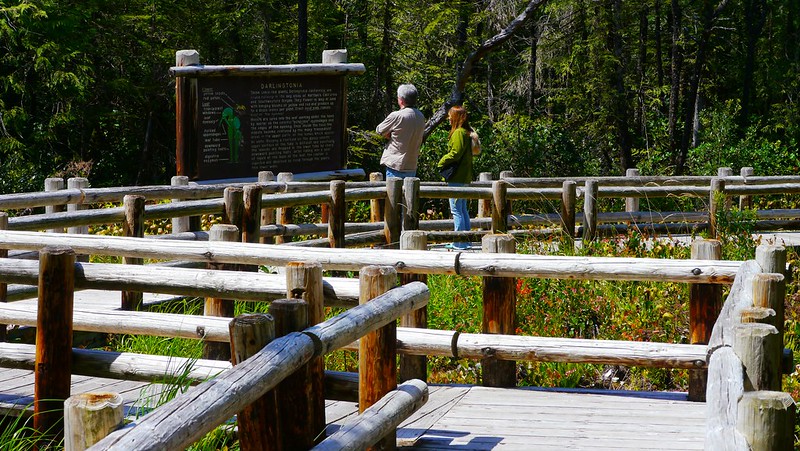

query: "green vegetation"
left=1, top=0, right=798, bottom=191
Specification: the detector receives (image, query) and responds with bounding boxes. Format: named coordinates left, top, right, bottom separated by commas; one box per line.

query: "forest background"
left=0, top=0, right=798, bottom=194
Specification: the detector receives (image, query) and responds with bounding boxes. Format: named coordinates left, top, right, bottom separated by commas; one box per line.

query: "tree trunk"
left=668, top=0, right=683, bottom=169
left=528, top=20, right=539, bottom=114
left=605, top=0, right=634, bottom=172
left=677, top=0, right=730, bottom=175
left=740, top=0, right=766, bottom=130
left=654, top=0, right=665, bottom=104
left=424, top=0, right=551, bottom=138
left=636, top=5, right=648, bottom=136
left=298, top=0, right=308, bottom=63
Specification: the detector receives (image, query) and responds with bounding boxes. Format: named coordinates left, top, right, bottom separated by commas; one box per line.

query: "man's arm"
left=376, top=111, right=399, bottom=138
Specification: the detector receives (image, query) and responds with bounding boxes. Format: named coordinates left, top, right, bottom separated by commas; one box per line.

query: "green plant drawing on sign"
left=219, top=107, right=241, bottom=163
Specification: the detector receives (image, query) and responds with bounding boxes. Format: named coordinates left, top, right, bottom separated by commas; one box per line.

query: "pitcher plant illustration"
left=219, top=107, right=241, bottom=163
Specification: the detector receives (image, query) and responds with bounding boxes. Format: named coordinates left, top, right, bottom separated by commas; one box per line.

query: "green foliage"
left=688, top=101, right=800, bottom=177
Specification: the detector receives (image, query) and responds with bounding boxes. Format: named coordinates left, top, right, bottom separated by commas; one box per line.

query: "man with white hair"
left=376, top=84, right=426, bottom=178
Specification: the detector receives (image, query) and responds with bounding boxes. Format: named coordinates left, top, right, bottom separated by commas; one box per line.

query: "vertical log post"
left=753, top=273, right=785, bottom=346
left=223, top=186, right=244, bottom=240
left=737, top=391, right=796, bottom=451
left=285, top=261, right=326, bottom=443
left=275, top=172, right=294, bottom=244
left=0, top=213, right=7, bottom=342
left=270, top=298, right=318, bottom=449
left=561, top=180, right=576, bottom=244
left=402, top=177, right=420, bottom=232
left=477, top=172, right=493, bottom=229
left=384, top=177, right=402, bottom=248
left=121, top=195, right=145, bottom=311
left=733, top=322, right=782, bottom=392
left=242, top=185, right=262, bottom=245
left=739, top=167, right=754, bottom=210
left=499, top=171, right=513, bottom=225
left=258, top=171, right=276, bottom=244
left=369, top=172, right=384, bottom=224
left=229, top=314, right=280, bottom=450
left=175, top=50, right=200, bottom=178
left=203, top=224, right=239, bottom=361
left=45, top=177, right=65, bottom=233
left=718, top=167, right=733, bottom=210
left=688, top=238, right=722, bottom=401
left=399, top=231, right=428, bottom=382
left=64, top=392, right=124, bottom=451
left=35, top=246, right=76, bottom=443
left=481, top=234, right=517, bottom=388
left=491, top=180, right=509, bottom=233
left=171, top=175, right=191, bottom=234
left=756, top=245, right=786, bottom=339
left=359, top=266, right=398, bottom=450
left=709, top=178, right=725, bottom=239
left=625, top=168, right=640, bottom=215
left=582, top=180, right=598, bottom=243
left=67, top=177, right=89, bottom=262
left=756, top=244, right=787, bottom=277
left=329, top=180, right=346, bottom=248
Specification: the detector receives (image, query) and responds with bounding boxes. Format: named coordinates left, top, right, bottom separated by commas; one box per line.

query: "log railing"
left=704, top=246, right=796, bottom=449
left=0, top=233, right=794, bottom=448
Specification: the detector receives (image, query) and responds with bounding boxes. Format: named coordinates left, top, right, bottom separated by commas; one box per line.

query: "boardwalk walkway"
left=328, top=385, right=704, bottom=450
left=0, top=367, right=705, bottom=450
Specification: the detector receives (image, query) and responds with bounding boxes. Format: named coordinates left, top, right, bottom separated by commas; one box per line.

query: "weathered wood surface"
left=90, top=281, right=428, bottom=450
left=170, top=63, right=367, bottom=77
left=0, top=231, right=744, bottom=283
left=90, top=332, right=316, bottom=450
left=709, top=260, right=761, bottom=348
left=325, top=385, right=706, bottom=450
left=704, top=347, right=749, bottom=450
left=0, top=342, right=230, bottom=382
left=0, top=258, right=360, bottom=306
left=305, top=282, right=429, bottom=356
left=737, top=391, right=796, bottom=451
left=0, top=368, right=165, bottom=418
left=315, top=379, right=428, bottom=451
left=342, top=327, right=708, bottom=368
left=64, top=392, right=124, bottom=451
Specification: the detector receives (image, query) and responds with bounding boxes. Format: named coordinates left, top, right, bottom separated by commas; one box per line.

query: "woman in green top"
left=437, top=105, right=474, bottom=250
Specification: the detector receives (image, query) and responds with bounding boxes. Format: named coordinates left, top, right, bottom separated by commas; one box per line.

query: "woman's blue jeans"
left=448, top=183, right=470, bottom=249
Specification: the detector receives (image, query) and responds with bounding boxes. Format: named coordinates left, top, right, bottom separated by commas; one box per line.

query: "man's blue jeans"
left=385, top=168, right=416, bottom=179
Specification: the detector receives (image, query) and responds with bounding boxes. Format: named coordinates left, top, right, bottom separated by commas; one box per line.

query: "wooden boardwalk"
left=327, top=386, right=705, bottom=450
left=2, top=291, right=708, bottom=449
left=0, top=368, right=705, bottom=450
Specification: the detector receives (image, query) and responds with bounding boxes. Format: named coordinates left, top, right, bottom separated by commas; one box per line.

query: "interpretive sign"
left=172, top=50, right=366, bottom=181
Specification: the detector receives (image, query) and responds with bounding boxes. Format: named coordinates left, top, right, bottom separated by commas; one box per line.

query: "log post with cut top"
left=203, top=224, right=239, bottom=361
left=688, top=238, right=722, bottom=401
left=229, top=313, right=279, bottom=450
left=121, top=195, right=145, bottom=311
left=481, top=234, right=517, bottom=388
left=359, top=265, right=398, bottom=450
left=400, top=231, right=428, bottom=382
left=35, top=246, right=76, bottom=443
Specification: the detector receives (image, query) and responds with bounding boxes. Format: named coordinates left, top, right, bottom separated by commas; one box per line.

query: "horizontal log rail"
left=500, top=174, right=800, bottom=188
left=313, top=379, right=428, bottom=451
left=0, top=231, right=742, bottom=283
left=0, top=259, right=360, bottom=307
left=0, top=342, right=230, bottom=383
left=339, top=328, right=708, bottom=369
left=89, top=281, right=429, bottom=450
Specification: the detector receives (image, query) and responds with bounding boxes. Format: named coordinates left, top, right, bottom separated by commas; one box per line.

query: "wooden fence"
left=0, top=169, right=798, bottom=448
left=4, top=168, right=800, bottom=254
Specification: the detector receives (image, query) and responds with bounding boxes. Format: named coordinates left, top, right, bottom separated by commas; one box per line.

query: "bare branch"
left=424, top=0, right=550, bottom=138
